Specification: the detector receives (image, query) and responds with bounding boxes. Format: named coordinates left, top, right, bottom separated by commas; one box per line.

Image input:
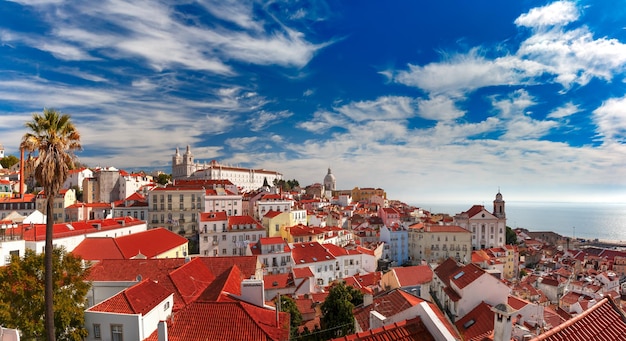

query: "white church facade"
left=171, top=146, right=282, bottom=192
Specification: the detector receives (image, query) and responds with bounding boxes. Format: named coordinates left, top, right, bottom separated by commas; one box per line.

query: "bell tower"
left=493, top=189, right=505, bottom=219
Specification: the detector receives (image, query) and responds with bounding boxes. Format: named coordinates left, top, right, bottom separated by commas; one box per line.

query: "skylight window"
left=453, top=271, right=465, bottom=280
left=463, top=319, right=475, bottom=329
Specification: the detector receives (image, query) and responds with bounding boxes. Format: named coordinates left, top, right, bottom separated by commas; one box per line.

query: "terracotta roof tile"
left=112, top=227, right=188, bottom=259
left=89, top=279, right=172, bottom=315
left=392, top=265, right=433, bottom=286
left=353, top=289, right=425, bottom=331
left=454, top=301, right=494, bottom=341
left=331, top=316, right=435, bottom=341
left=144, top=301, right=290, bottom=341
left=532, top=298, right=626, bottom=340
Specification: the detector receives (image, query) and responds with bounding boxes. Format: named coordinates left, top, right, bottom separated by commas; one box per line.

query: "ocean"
left=416, top=202, right=626, bottom=243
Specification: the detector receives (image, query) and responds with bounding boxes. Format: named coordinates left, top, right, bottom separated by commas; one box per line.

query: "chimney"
left=369, top=310, right=386, bottom=330
left=240, top=278, right=265, bottom=307
left=492, top=303, right=517, bottom=341
left=363, top=293, right=373, bottom=307
left=157, top=321, right=168, bottom=341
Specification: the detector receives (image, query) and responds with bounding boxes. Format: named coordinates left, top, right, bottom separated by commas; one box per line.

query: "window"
left=93, top=324, right=101, bottom=339
left=222, top=235, right=226, bottom=241
left=111, top=324, right=123, bottom=341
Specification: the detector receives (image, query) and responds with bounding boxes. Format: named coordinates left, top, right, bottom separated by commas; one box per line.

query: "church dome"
left=324, top=168, right=335, bottom=183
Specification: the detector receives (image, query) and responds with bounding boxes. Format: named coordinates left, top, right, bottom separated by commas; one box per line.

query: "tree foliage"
left=21, top=109, right=82, bottom=341
left=0, top=248, right=91, bottom=340
left=156, top=173, right=172, bottom=186
left=273, top=178, right=300, bottom=191
left=506, top=226, right=518, bottom=245
left=0, top=154, right=19, bottom=169
left=275, top=295, right=303, bottom=338
left=345, top=285, right=364, bottom=307
left=320, top=282, right=356, bottom=338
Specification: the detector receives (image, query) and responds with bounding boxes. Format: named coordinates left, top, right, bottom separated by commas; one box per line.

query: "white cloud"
left=335, top=96, right=417, bottom=122
left=514, top=1, right=579, bottom=28
left=6, top=0, right=323, bottom=73
left=225, top=136, right=259, bottom=150
left=246, top=110, right=293, bottom=131
left=417, top=95, right=465, bottom=121
left=593, top=96, right=626, bottom=144
left=548, top=102, right=579, bottom=119
left=394, top=51, right=545, bottom=96
left=297, top=110, right=349, bottom=133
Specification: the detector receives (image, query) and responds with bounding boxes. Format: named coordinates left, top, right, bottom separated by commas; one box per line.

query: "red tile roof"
left=199, top=211, right=228, bottom=221
left=292, top=267, right=314, bottom=278
left=145, top=300, right=290, bottom=341
left=531, top=298, right=626, bottom=340
left=392, top=265, right=433, bottom=286
left=264, top=273, right=293, bottom=290
left=89, top=279, right=172, bottom=315
left=263, top=210, right=283, bottom=219
left=71, top=238, right=125, bottom=260
left=434, top=258, right=462, bottom=287
left=168, top=258, right=216, bottom=304
left=454, top=301, right=494, bottom=341
left=331, top=316, right=435, bottom=341
left=450, top=263, right=485, bottom=290
left=353, top=289, right=425, bottom=331
left=228, top=215, right=264, bottom=231
left=111, top=227, right=187, bottom=259
left=291, top=242, right=335, bottom=264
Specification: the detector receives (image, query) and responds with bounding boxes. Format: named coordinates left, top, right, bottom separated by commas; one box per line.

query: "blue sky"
left=1, top=0, right=625, bottom=204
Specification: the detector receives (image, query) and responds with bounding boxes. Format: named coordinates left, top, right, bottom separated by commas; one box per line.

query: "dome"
left=324, top=168, right=336, bottom=182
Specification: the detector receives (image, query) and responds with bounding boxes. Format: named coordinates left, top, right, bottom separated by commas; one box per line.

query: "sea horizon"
left=412, top=201, right=626, bottom=244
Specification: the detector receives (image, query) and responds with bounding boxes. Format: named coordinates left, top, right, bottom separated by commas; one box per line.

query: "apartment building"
left=408, top=223, right=472, bottom=265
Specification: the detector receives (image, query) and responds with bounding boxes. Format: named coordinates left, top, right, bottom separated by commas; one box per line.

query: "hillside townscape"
left=1, top=142, right=626, bottom=341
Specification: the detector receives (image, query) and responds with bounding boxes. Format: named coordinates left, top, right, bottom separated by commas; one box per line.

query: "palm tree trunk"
left=45, top=195, right=55, bottom=341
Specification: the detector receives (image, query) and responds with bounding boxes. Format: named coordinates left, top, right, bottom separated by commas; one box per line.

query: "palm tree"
left=20, top=109, right=81, bottom=341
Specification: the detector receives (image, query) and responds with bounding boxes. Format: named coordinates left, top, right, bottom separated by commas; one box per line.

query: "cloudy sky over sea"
left=1, top=0, right=625, bottom=204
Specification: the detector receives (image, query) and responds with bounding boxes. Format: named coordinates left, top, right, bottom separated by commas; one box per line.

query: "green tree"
left=275, top=295, right=303, bottom=338
left=345, top=285, right=364, bottom=307
left=21, top=109, right=82, bottom=341
left=156, top=173, right=172, bottom=186
left=320, top=282, right=356, bottom=339
left=0, top=248, right=91, bottom=340
left=506, top=226, right=518, bottom=245
left=0, top=154, right=19, bottom=169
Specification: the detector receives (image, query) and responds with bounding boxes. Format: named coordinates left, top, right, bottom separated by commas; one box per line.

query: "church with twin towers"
left=171, top=145, right=283, bottom=192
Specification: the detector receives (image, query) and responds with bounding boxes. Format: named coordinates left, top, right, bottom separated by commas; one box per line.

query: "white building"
left=432, top=258, right=510, bottom=321
left=454, top=191, right=507, bottom=250
left=204, top=187, right=243, bottom=216
left=63, top=167, right=94, bottom=191
left=171, top=146, right=282, bottom=192
left=84, top=279, right=174, bottom=341
left=198, top=213, right=265, bottom=257
left=249, top=237, right=293, bottom=275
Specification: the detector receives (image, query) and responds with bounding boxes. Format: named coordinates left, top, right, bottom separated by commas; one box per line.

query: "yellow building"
left=350, top=187, right=387, bottom=202
left=35, top=188, right=76, bottom=223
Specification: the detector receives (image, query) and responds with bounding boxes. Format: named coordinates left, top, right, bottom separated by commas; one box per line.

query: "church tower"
left=172, top=147, right=182, bottom=178
left=493, top=189, right=505, bottom=219
left=323, top=167, right=336, bottom=198
left=182, top=145, right=195, bottom=178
